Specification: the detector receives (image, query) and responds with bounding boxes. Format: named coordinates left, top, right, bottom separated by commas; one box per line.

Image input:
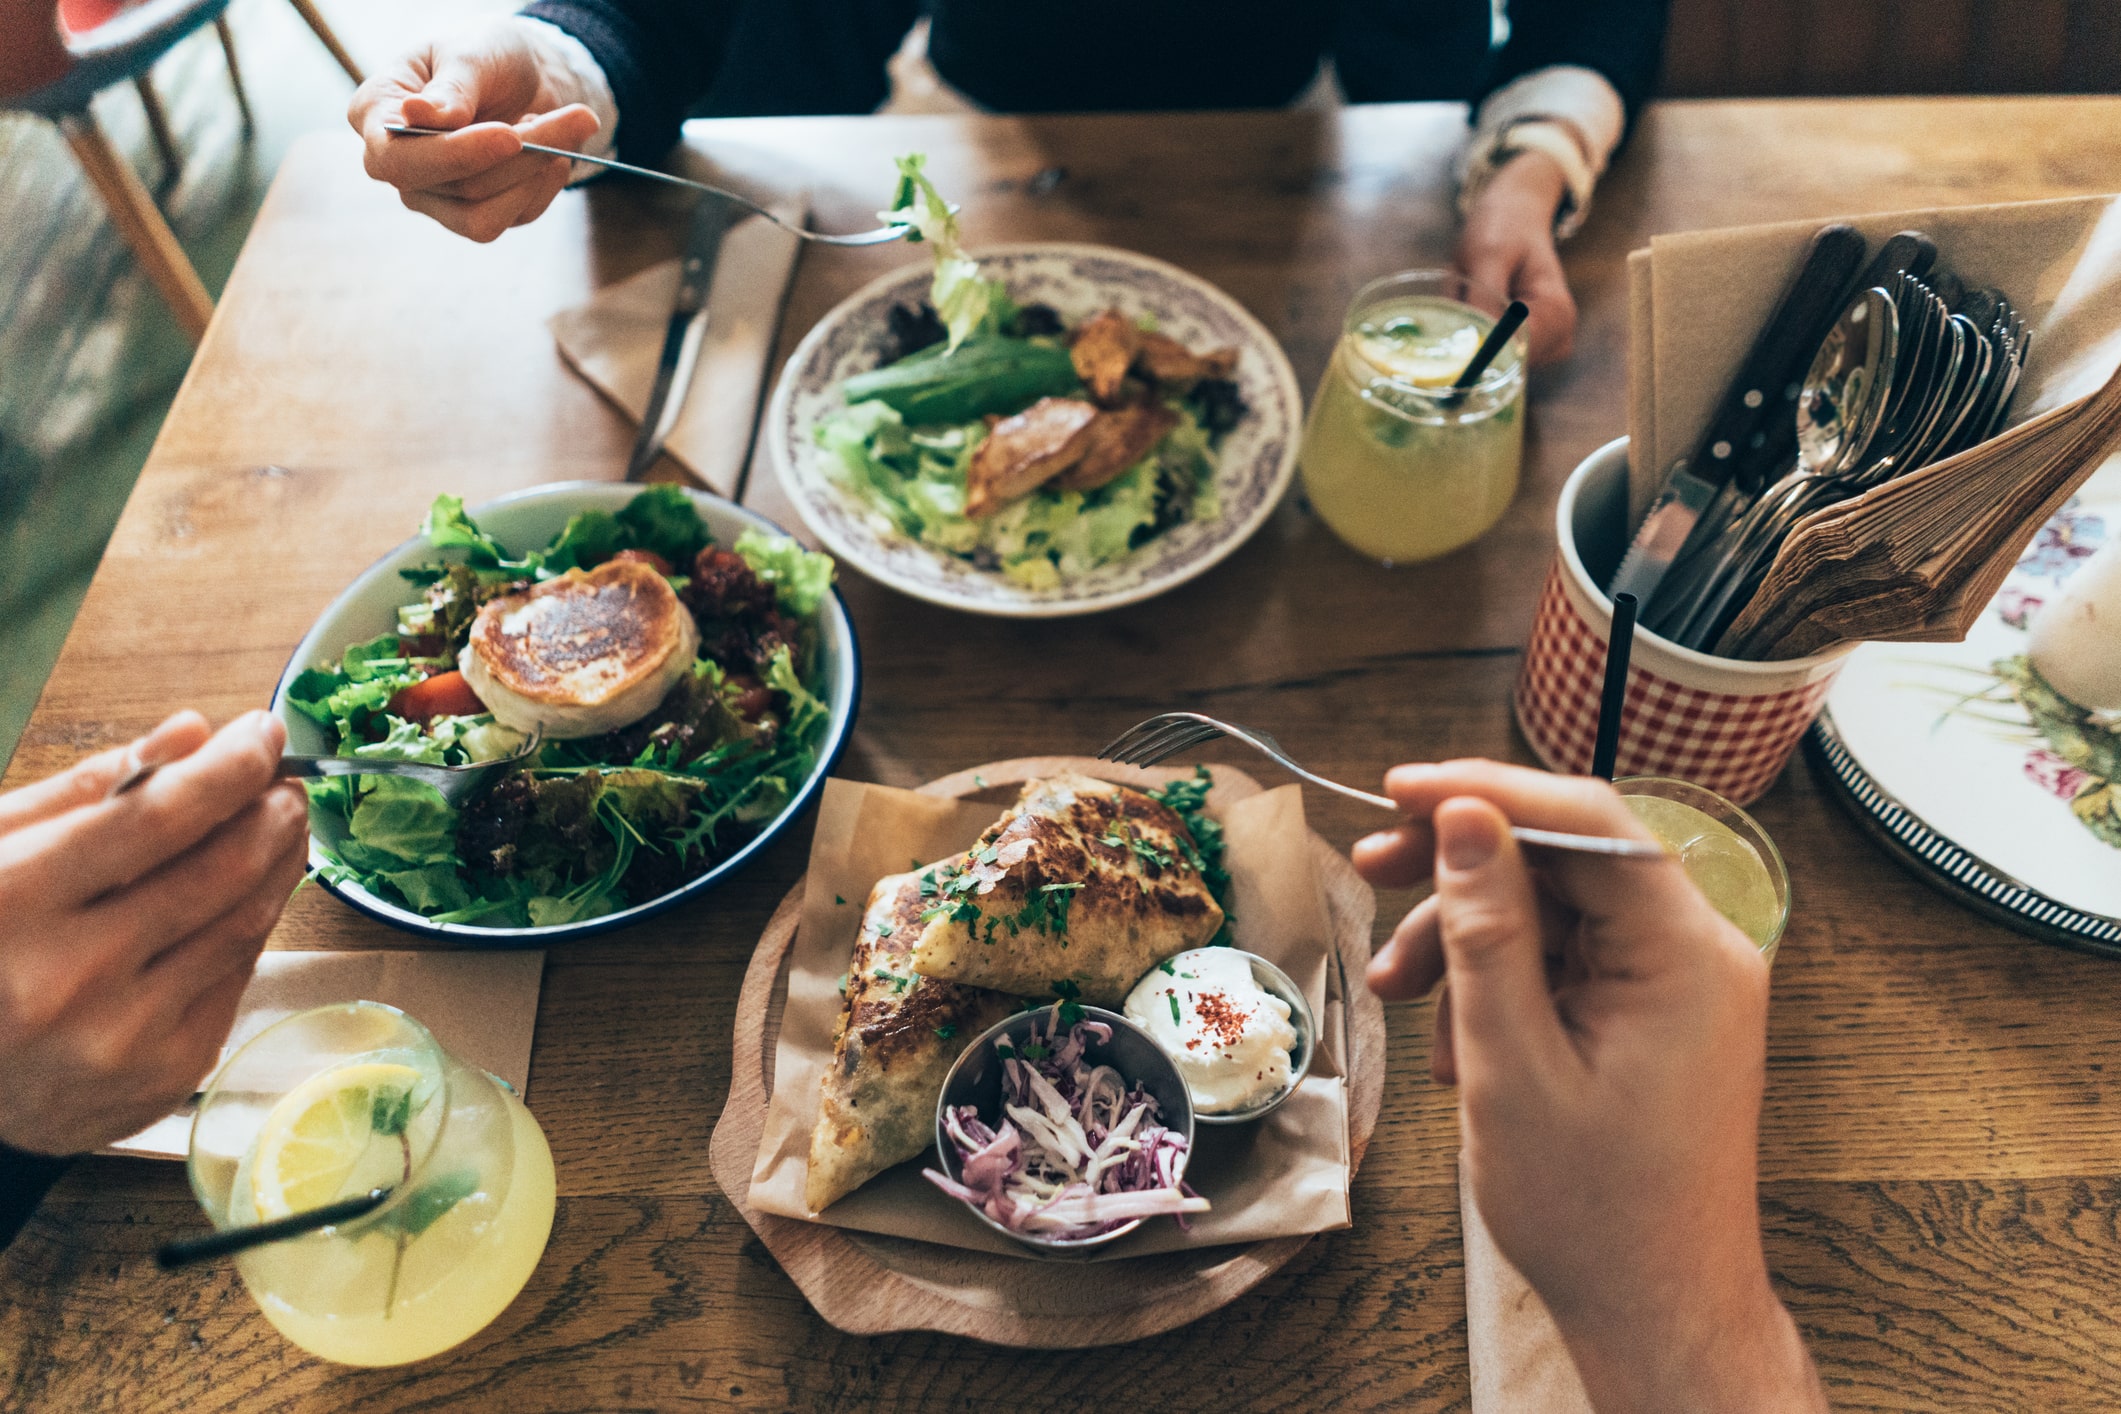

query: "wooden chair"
left=1, top=0, right=365, bottom=345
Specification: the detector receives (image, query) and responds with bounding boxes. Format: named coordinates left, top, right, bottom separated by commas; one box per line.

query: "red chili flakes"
left=1192, top=989, right=1248, bottom=1049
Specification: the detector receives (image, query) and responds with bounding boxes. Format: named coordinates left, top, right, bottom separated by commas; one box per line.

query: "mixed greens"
left=819, top=154, right=1242, bottom=590
left=289, top=487, right=837, bottom=928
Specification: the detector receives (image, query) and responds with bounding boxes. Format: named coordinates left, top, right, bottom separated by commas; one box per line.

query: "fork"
left=111, top=727, right=544, bottom=807
left=1099, top=712, right=1667, bottom=861
left=384, top=125, right=914, bottom=247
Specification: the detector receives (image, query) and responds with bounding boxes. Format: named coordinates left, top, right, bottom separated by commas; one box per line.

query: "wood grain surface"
left=6, top=99, right=2121, bottom=1411
left=705, top=757, right=1386, bottom=1347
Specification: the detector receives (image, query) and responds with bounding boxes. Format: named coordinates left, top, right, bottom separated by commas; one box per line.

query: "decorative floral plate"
left=1809, top=464, right=2121, bottom=954
left=764, top=243, right=1302, bottom=618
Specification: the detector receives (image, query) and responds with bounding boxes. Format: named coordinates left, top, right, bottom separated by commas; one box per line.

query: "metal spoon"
left=383, top=124, right=913, bottom=247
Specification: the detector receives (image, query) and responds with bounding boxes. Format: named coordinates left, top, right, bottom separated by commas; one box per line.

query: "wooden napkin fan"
left=1718, top=357, right=2121, bottom=660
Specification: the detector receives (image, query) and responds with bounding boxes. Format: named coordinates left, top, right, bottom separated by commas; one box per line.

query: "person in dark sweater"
left=0, top=711, right=310, bottom=1248
left=348, top=0, right=1669, bottom=362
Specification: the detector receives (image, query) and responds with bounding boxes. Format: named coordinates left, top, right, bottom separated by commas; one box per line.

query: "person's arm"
left=515, top=0, right=738, bottom=165
left=1449, top=0, right=1669, bottom=363
left=1353, top=761, right=1826, bottom=1412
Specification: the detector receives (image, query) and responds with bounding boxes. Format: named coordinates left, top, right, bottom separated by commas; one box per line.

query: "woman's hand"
left=0, top=711, right=310, bottom=1156
left=1455, top=150, right=1577, bottom=366
left=1353, top=760, right=1824, bottom=1412
left=348, top=19, right=601, bottom=243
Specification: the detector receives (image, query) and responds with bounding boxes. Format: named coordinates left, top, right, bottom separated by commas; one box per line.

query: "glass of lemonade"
left=1299, top=270, right=1527, bottom=564
left=1615, top=777, right=1791, bottom=965
left=187, top=1001, right=556, bottom=1366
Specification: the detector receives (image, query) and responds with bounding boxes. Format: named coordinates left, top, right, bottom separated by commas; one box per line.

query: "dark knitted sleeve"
left=0, top=1143, right=72, bottom=1250
left=519, top=0, right=740, bottom=163
left=1482, top=0, right=1671, bottom=136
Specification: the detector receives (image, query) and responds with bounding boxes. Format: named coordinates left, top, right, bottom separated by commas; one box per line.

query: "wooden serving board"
left=707, top=757, right=1386, bottom=1347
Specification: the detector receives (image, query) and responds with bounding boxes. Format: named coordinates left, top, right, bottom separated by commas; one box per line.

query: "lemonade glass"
left=186, top=1001, right=556, bottom=1366
left=1615, top=777, right=1791, bottom=965
left=1299, top=270, right=1527, bottom=564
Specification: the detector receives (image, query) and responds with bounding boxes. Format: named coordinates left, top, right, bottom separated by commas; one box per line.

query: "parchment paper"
left=746, top=774, right=1353, bottom=1259
left=107, top=949, right=545, bottom=1160
left=1630, top=193, right=2121, bottom=521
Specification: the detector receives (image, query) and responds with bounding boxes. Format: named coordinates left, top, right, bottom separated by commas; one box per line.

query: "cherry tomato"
left=388, top=670, right=487, bottom=724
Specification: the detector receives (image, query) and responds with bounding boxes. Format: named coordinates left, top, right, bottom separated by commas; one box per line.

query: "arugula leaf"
left=734, top=527, right=835, bottom=616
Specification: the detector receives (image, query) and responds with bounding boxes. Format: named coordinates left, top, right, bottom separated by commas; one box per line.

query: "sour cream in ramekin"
left=1124, top=948, right=1299, bottom=1115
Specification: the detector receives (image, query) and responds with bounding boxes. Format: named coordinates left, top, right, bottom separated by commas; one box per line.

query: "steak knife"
left=1608, top=223, right=1867, bottom=608
left=625, top=196, right=737, bottom=482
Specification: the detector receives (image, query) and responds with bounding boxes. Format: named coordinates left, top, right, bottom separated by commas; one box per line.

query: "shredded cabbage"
left=924, top=1006, right=1208, bottom=1241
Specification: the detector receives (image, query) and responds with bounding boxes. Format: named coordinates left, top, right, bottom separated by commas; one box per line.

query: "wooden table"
left=7, top=98, right=2121, bottom=1412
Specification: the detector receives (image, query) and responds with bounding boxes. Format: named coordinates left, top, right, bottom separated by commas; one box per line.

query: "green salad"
left=817, top=155, right=1247, bottom=590
left=289, top=487, right=837, bottom=928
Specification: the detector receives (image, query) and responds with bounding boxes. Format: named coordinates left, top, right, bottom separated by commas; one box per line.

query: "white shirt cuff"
left=516, top=15, right=619, bottom=177
left=1456, top=64, right=1626, bottom=240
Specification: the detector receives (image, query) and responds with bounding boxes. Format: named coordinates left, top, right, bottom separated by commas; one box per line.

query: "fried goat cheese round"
left=459, top=559, right=699, bottom=739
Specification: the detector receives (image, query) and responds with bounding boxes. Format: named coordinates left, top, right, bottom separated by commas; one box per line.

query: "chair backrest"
left=0, top=0, right=227, bottom=113
left=0, top=0, right=70, bottom=102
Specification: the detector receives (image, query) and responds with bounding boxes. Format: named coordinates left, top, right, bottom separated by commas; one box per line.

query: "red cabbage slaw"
left=925, top=1007, right=1208, bottom=1241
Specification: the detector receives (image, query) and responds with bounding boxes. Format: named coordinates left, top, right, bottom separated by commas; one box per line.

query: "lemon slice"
left=248, top=1061, right=424, bottom=1221
left=1352, top=314, right=1487, bottom=388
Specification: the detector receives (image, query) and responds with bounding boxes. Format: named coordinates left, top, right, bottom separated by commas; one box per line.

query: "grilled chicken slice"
left=806, top=870, right=1016, bottom=1212
left=907, top=773, right=1225, bottom=1006
left=1053, top=405, right=1182, bottom=493
left=1069, top=310, right=1143, bottom=404
left=1135, top=331, right=1238, bottom=391
left=964, top=396, right=1100, bottom=517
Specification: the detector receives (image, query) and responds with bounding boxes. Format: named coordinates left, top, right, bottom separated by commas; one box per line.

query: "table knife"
left=625, top=197, right=737, bottom=482
left=1608, top=223, right=1867, bottom=608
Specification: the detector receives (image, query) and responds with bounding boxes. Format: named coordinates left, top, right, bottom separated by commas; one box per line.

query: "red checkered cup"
left=1514, top=437, right=1856, bottom=806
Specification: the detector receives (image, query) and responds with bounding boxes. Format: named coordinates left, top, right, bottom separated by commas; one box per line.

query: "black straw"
left=1591, top=592, right=1637, bottom=781
left=1452, top=299, right=1531, bottom=391
left=156, top=1188, right=392, bottom=1270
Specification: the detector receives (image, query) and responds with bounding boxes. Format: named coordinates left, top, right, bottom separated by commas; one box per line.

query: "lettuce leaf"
left=735, top=528, right=836, bottom=616
left=880, top=153, right=1010, bottom=352
left=614, top=484, right=711, bottom=567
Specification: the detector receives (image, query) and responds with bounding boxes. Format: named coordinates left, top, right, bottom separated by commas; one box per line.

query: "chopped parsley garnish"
left=1150, top=765, right=1235, bottom=945
left=834, top=894, right=846, bottom=906
left=1052, top=979, right=1085, bottom=1028
left=875, top=921, right=894, bottom=937
left=1159, top=958, right=1177, bottom=975
left=1020, top=1042, right=1051, bottom=1060
left=934, top=1024, right=957, bottom=1039
left=1168, top=993, right=1182, bottom=1024
left=918, top=873, right=940, bottom=898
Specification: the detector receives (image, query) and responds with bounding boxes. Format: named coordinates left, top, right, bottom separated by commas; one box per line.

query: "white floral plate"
left=1809, top=460, right=2121, bottom=955
left=765, top=243, right=1302, bottom=617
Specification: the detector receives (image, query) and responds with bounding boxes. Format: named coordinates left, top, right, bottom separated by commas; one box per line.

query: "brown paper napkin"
left=106, top=949, right=545, bottom=1160
left=1460, top=1157, right=1593, bottom=1413
left=1628, top=194, right=2121, bottom=518
left=745, top=775, right=1354, bottom=1260
left=547, top=192, right=806, bottom=496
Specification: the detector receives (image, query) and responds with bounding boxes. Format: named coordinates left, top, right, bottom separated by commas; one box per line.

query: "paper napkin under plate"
left=105, top=949, right=545, bottom=1161
left=548, top=187, right=807, bottom=497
